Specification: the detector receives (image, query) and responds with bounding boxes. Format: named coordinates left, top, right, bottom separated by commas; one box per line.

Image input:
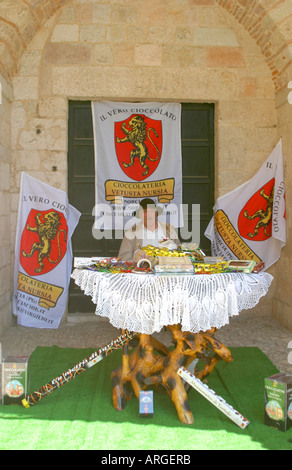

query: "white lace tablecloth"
left=71, top=269, right=273, bottom=334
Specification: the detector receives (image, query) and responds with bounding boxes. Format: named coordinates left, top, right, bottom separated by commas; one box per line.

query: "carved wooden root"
left=111, top=332, right=164, bottom=411
left=111, top=325, right=233, bottom=425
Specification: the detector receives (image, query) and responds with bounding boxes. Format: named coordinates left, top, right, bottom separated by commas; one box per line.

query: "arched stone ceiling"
left=0, top=0, right=290, bottom=91
left=0, top=0, right=71, bottom=82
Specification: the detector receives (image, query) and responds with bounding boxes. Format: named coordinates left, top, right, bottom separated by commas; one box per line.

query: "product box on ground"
left=264, top=372, right=292, bottom=431
left=139, top=390, right=154, bottom=417
left=1, top=356, right=29, bottom=405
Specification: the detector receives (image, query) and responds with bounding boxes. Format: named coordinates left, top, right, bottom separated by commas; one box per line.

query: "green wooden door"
left=68, top=101, right=214, bottom=313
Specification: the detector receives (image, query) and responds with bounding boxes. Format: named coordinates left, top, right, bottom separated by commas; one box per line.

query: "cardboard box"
left=139, top=390, right=154, bottom=417
left=264, top=372, right=292, bottom=431
left=1, top=356, right=29, bottom=405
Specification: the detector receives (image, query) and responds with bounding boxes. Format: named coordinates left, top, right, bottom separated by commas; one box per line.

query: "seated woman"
left=118, top=198, right=180, bottom=261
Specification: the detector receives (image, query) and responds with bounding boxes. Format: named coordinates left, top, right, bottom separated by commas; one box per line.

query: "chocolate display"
left=22, top=330, right=137, bottom=408
left=154, top=255, right=194, bottom=275
left=73, top=250, right=264, bottom=276
left=191, top=261, right=228, bottom=274
left=226, top=260, right=256, bottom=273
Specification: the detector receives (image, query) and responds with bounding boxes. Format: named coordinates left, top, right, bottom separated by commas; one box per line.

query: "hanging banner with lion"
left=205, top=140, right=286, bottom=270
left=91, top=101, right=183, bottom=231
left=13, top=172, right=81, bottom=329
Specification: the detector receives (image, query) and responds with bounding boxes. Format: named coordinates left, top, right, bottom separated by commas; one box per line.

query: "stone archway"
left=214, top=0, right=292, bottom=92
left=0, top=0, right=71, bottom=80
left=0, top=0, right=291, bottom=90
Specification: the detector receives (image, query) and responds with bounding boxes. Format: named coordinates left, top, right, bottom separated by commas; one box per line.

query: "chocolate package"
left=1, top=356, right=29, bottom=405
left=264, top=372, right=292, bottom=432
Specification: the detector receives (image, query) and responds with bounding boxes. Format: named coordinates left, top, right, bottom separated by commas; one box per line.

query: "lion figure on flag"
left=243, top=186, right=274, bottom=238
left=22, top=211, right=67, bottom=273
left=116, top=115, right=160, bottom=176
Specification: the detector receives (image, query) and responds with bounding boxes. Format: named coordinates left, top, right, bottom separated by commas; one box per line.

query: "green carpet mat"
left=0, top=345, right=291, bottom=450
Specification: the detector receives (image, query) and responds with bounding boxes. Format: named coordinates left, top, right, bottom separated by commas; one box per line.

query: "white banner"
left=91, top=101, right=183, bottom=230
left=205, top=139, right=286, bottom=270
left=13, top=172, right=81, bottom=329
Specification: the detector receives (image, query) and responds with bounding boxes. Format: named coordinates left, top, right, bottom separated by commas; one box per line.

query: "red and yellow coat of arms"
left=115, top=114, right=162, bottom=181
left=20, top=209, right=68, bottom=276
left=238, top=179, right=274, bottom=241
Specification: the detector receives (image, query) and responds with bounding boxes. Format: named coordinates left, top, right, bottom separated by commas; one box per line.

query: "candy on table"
left=141, top=245, right=186, bottom=258
left=192, top=261, right=228, bottom=274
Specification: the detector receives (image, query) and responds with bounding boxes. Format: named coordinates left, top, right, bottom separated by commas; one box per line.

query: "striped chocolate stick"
left=22, top=330, right=137, bottom=408
left=177, top=366, right=250, bottom=429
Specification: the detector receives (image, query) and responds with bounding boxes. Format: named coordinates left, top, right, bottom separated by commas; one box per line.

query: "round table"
left=71, top=269, right=273, bottom=424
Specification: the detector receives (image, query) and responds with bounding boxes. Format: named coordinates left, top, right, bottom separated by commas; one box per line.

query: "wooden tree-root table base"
left=111, top=324, right=233, bottom=424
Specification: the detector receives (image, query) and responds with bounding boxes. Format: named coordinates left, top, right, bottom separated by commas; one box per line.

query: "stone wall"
left=1, top=0, right=290, bottom=333
left=274, top=88, right=292, bottom=329
left=0, top=73, right=12, bottom=333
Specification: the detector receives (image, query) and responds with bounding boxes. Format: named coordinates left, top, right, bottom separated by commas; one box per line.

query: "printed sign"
left=91, top=101, right=183, bottom=230
left=13, top=173, right=80, bottom=328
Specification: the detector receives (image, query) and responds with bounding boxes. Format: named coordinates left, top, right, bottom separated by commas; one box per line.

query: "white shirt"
left=141, top=224, right=165, bottom=247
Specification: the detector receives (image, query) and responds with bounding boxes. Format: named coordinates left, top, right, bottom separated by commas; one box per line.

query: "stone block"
left=44, top=43, right=92, bottom=65
left=135, top=44, right=162, bottom=66
left=107, top=25, right=126, bottom=42
left=147, top=27, right=176, bottom=44
left=111, top=5, right=137, bottom=23
left=75, top=3, right=93, bottom=24
left=0, top=265, right=10, bottom=296
left=12, top=149, right=42, bottom=172
left=58, top=3, right=75, bottom=23
left=13, top=77, right=38, bottom=100
left=0, top=143, right=10, bottom=165
left=0, top=190, right=10, bottom=216
left=0, top=119, right=10, bottom=149
left=113, top=44, right=134, bottom=66
left=136, top=0, right=168, bottom=26
left=225, top=100, right=277, bottom=126
left=80, top=24, right=105, bottom=42
left=193, top=27, right=239, bottom=46
left=51, top=24, right=79, bottom=42
left=92, top=3, right=111, bottom=24
left=18, top=51, right=42, bottom=76
left=0, top=215, right=10, bottom=243
left=175, top=27, right=193, bottom=45
left=199, top=5, right=229, bottom=27
left=19, top=118, right=67, bottom=152
left=239, top=77, right=257, bottom=97
left=94, top=44, right=113, bottom=64
left=0, top=94, right=11, bottom=123
left=11, top=102, right=26, bottom=149
left=162, top=45, right=205, bottom=67
left=244, top=56, right=271, bottom=76
left=206, top=46, right=246, bottom=68
left=127, top=26, right=147, bottom=43
left=38, top=97, right=68, bottom=118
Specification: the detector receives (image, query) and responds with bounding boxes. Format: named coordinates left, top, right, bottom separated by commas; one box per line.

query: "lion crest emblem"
left=20, top=209, right=68, bottom=275
left=238, top=179, right=274, bottom=241
left=115, top=114, right=162, bottom=181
